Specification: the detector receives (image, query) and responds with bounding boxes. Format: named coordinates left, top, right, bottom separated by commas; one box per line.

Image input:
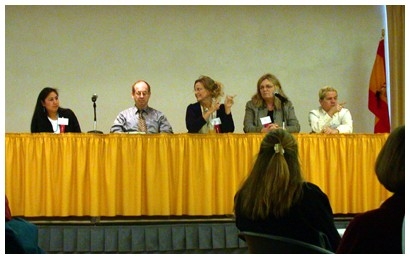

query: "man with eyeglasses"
left=110, top=80, right=174, bottom=133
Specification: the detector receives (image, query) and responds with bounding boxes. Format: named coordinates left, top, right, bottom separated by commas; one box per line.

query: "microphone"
left=88, top=93, right=103, bottom=134
left=274, top=92, right=288, bottom=103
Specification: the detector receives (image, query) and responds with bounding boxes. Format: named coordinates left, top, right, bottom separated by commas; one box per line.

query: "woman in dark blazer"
left=30, top=87, right=81, bottom=133
left=185, top=75, right=235, bottom=133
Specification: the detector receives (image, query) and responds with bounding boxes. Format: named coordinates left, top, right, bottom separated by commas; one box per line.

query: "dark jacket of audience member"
left=5, top=196, right=46, bottom=253
left=337, top=125, right=405, bottom=254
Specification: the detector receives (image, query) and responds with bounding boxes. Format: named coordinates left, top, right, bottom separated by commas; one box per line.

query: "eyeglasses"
left=135, top=91, right=150, bottom=97
left=259, top=85, right=274, bottom=90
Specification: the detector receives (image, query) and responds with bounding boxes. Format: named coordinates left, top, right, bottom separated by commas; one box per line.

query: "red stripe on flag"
left=368, top=39, right=390, bottom=133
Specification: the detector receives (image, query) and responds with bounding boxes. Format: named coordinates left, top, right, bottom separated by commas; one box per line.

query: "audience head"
left=131, top=80, right=151, bottom=109
left=252, top=73, right=287, bottom=107
left=194, top=75, right=224, bottom=102
left=318, top=86, right=338, bottom=112
left=34, top=87, right=59, bottom=116
left=375, top=125, right=405, bottom=195
left=235, top=129, right=304, bottom=219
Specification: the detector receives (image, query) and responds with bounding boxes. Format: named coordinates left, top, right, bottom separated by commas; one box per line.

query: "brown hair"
left=375, top=125, right=405, bottom=194
left=194, top=75, right=224, bottom=99
left=234, top=129, right=304, bottom=219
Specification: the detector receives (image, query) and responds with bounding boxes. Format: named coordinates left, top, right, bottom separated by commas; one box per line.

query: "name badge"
left=260, top=116, right=272, bottom=126
left=58, top=117, right=69, bottom=125
left=211, top=117, right=222, bottom=126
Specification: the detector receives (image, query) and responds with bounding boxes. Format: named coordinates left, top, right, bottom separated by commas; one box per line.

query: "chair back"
left=239, top=231, right=333, bottom=254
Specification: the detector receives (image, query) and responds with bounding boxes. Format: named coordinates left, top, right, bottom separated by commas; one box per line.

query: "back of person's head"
left=318, top=86, right=338, bottom=100
left=195, top=75, right=224, bottom=99
left=235, top=129, right=304, bottom=219
left=375, top=125, right=405, bottom=195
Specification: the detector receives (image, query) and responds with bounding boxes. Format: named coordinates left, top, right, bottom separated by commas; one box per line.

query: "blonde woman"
left=243, top=73, right=300, bottom=133
left=185, top=75, right=235, bottom=133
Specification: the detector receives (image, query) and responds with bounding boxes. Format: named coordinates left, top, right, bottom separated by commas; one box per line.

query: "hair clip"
left=274, top=143, right=285, bottom=154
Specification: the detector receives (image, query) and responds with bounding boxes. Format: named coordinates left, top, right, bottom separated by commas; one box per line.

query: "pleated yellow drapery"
left=5, top=133, right=391, bottom=217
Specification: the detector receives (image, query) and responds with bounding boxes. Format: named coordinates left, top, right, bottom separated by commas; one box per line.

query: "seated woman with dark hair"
left=31, top=87, right=81, bottom=133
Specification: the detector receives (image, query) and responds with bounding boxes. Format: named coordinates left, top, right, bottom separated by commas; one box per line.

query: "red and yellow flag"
left=368, top=39, right=390, bottom=133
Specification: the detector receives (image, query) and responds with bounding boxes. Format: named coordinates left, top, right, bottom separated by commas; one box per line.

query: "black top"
left=31, top=107, right=82, bottom=133
left=235, top=182, right=341, bottom=252
left=185, top=102, right=234, bottom=133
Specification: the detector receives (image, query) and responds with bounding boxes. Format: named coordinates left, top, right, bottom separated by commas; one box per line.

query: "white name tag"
left=211, top=117, right=222, bottom=125
left=58, top=117, right=69, bottom=125
left=260, top=116, right=272, bottom=126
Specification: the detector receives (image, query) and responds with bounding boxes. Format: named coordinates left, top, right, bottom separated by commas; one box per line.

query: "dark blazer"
left=31, top=107, right=82, bottom=133
left=185, top=102, right=235, bottom=133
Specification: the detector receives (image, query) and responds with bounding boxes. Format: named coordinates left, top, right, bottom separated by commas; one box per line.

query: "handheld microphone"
left=91, top=94, right=98, bottom=102
left=274, top=92, right=288, bottom=103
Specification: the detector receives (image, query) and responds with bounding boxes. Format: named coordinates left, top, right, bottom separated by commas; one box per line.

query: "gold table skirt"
left=5, top=133, right=391, bottom=217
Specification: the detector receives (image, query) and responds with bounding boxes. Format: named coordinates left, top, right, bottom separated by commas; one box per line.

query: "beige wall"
left=5, top=5, right=385, bottom=133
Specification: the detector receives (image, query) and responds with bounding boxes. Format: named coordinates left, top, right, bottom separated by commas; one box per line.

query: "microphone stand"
left=281, top=102, right=286, bottom=130
left=88, top=100, right=103, bottom=134
left=274, top=92, right=287, bottom=130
